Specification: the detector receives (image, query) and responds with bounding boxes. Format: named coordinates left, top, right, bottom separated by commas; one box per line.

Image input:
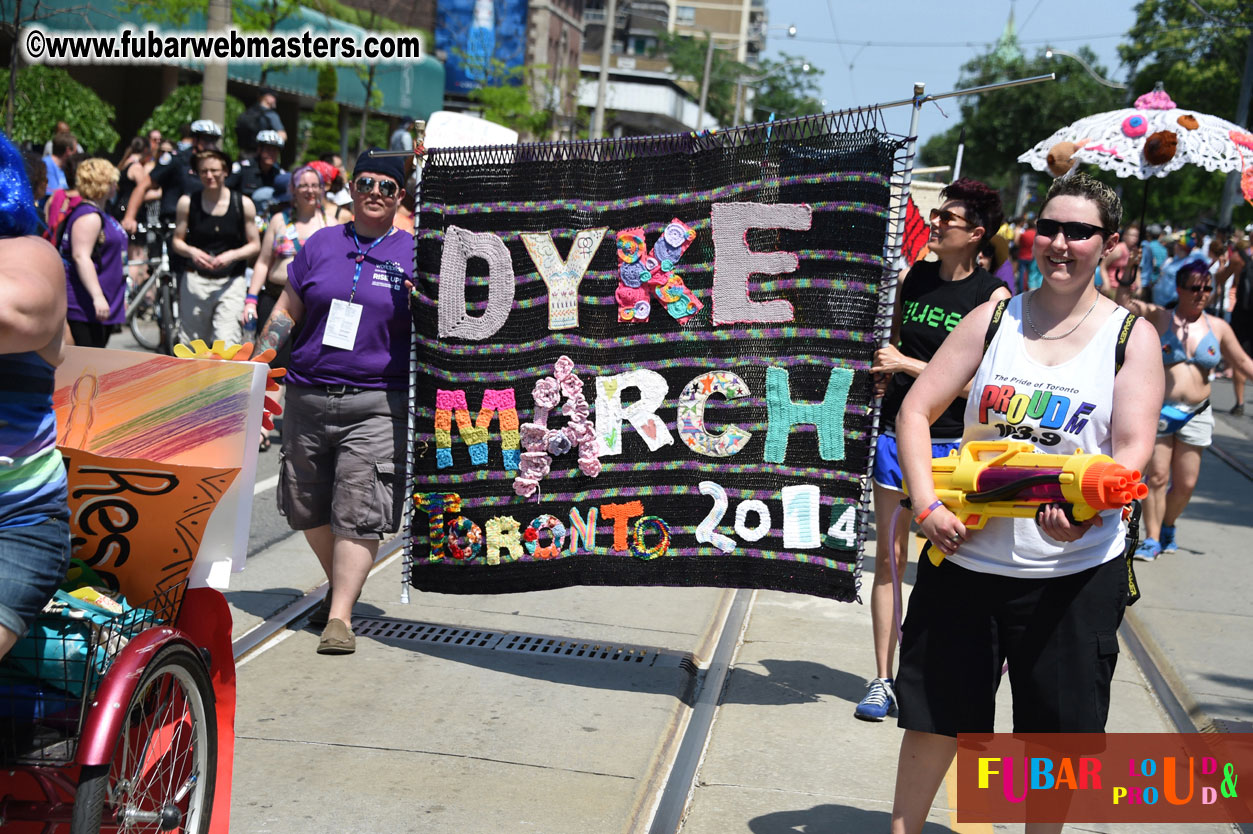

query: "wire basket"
left=0, top=580, right=187, bottom=765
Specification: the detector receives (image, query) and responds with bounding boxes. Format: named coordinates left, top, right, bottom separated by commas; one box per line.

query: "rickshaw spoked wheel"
left=71, top=643, right=216, bottom=833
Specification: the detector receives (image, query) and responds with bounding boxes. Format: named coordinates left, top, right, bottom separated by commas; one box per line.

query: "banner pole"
left=401, top=118, right=426, bottom=606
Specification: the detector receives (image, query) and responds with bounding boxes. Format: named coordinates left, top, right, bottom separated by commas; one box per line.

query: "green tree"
left=1117, top=0, right=1253, bottom=227
left=306, top=65, right=341, bottom=159
left=0, top=65, right=119, bottom=153
left=918, top=45, right=1124, bottom=195
left=139, top=84, right=245, bottom=158
left=654, top=32, right=747, bottom=128
left=745, top=53, right=824, bottom=123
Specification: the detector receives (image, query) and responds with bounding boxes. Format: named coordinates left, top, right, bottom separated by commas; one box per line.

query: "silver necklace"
left=1025, top=291, right=1100, bottom=340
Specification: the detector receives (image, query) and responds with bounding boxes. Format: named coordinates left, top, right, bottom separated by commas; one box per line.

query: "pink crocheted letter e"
left=438, top=225, right=516, bottom=340
left=710, top=202, right=811, bottom=325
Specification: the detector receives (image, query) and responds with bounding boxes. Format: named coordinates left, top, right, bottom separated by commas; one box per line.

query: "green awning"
left=23, top=0, right=444, bottom=119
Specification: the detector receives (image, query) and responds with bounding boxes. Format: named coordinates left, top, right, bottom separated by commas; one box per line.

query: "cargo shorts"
left=278, top=384, right=407, bottom=539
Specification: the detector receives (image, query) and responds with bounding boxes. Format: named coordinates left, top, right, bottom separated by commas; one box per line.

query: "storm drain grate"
left=353, top=618, right=502, bottom=649
left=349, top=617, right=694, bottom=670
left=497, top=634, right=656, bottom=664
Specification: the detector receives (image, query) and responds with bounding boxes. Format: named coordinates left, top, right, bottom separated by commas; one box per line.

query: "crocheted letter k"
left=764, top=366, right=852, bottom=463
left=438, top=225, right=516, bottom=340
left=710, top=202, right=811, bottom=325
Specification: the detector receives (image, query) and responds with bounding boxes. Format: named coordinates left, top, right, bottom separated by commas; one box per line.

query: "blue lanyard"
left=348, top=224, right=393, bottom=303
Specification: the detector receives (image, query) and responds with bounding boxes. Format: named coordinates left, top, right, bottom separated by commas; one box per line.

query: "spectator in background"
left=174, top=122, right=193, bottom=153
left=1154, top=231, right=1203, bottom=308
left=320, top=153, right=353, bottom=208
left=42, top=132, right=75, bottom=194
left=1102, top=224, right=1139, bottom=296
left=228, top=130, right=286, bottom=218
left=1014, top=217, right=1036, bottom=294
left=171, top=149, right=260, bottom=346
left=41, top=121, right=83, bottom=157
left=60, top=159, right=127, bottom=348
left=112, top=137, right=152, bottom=236
left=23, top=151, right=48, bottom=233
left=43, top=153, right=84, bottom=245
left=235, top=88, right=286, bottom=159
left=150, top=120, right=222, bottom=226
left=389, top=117, right=415, bottom=152
left=1140, top=223, right=1170, bottom=303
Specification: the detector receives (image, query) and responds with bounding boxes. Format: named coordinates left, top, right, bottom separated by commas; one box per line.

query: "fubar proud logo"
left=956, top=733, right=1253, bottom=824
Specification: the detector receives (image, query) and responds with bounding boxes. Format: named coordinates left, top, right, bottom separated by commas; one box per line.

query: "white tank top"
left=948, top=294, right=1130, bottom=577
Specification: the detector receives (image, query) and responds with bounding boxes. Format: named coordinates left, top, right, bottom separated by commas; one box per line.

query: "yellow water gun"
left=908, top=440, right=1147, bottom=564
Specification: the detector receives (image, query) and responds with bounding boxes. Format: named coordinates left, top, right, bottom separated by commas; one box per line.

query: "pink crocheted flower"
left=532, top=376, right=560, bottom=409
left=1122, top=114, right=1148, bottom=138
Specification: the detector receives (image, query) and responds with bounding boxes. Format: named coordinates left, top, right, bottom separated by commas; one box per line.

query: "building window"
left=676, top=5, right=695, bottom=25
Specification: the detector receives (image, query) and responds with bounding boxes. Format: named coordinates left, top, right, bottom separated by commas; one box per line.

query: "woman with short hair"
left=889, top=173, right=1163, bottom=834
left=61, top=158, right=128, bottom=348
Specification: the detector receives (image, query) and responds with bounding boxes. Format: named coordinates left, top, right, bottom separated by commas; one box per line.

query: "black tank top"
left=186, top=189, right=246, bottom=277
left=880, top=260, right=1008, bottom=437
left=111, top=162, right=141, bottom=223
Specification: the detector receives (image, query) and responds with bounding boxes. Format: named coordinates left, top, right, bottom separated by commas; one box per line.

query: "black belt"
left=320, top=384, right=370, bottom=395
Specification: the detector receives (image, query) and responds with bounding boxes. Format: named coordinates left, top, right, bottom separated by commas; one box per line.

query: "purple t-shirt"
left=286, top=223, right=413, bottom=389
left=61, top=203, right=128, bottom=326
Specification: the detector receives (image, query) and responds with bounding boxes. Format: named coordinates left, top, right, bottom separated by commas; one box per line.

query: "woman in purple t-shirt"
left=258, top=149, right=413, bottom=656
left=60, top=158, right=128, bottom=348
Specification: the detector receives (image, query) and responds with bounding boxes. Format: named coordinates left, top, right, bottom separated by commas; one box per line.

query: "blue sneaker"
left=1134, top=538, right=1161, bottom=562
left=1160, top=525, right=1177, bottom=553
left=854, top=677, right=896, bottom=721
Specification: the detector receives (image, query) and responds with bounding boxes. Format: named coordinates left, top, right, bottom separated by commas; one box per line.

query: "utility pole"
left=696, top=33, right=714, bottom=130
left=591, top=0, right=617, bottom=140
left=201, top=0, right=231, bottom=127
left=1219, top=30, right=1253, bottom=227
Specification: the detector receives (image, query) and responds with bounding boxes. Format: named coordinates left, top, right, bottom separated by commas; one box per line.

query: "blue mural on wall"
left=435, top=0, right=528, bottom=95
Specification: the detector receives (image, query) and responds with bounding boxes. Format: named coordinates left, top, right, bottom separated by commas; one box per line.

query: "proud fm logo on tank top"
left=976, top=372, right=1096, bottom=447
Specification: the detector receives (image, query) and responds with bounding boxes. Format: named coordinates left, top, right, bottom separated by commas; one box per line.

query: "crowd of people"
left=0, top=94, right=418, bottom=661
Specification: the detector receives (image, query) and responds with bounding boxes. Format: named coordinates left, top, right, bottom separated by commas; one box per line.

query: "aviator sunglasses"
left=353, top=176, right=399, bottom=198
left=929, top=207, right=976, bottom=228
left=1036, top=218, right=1108, bottom=241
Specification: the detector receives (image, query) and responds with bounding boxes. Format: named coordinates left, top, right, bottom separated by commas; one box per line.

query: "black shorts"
left=895, top=548, right=1127, bottom=737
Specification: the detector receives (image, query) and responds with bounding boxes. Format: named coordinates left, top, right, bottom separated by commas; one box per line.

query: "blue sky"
left=762, top=0, right=1139, bottom=146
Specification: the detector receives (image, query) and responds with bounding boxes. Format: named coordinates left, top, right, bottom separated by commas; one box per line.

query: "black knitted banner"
left=408, top=114, right=903, bottom=601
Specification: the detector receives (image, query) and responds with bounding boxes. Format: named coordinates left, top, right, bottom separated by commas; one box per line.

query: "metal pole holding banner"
left=401, top=118, right=426, bottom=606
left=859, top=73, right=1054, bottom=577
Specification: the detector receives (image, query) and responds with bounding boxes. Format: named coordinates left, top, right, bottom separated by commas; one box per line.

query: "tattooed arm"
left=257, top=284, right=305, bottom=355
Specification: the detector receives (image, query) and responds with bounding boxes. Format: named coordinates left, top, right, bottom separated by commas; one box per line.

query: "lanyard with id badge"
left=324, top=225, right=394, bottom=350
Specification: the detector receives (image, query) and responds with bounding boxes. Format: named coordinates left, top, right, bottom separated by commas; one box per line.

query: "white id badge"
left=322, top=299, right=363, bottom=350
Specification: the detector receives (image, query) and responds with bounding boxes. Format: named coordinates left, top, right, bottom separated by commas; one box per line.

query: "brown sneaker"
left=317, top=618, right=356, bottom=655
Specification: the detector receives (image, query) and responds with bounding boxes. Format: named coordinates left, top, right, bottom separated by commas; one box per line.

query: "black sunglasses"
left=354, top=176, right=399, bottom=198
left=1183, top=283, right=1214, bottom=293
left=1037, top=218, right=1108, bottom=241
left=929, top=207, right=976, bottom=228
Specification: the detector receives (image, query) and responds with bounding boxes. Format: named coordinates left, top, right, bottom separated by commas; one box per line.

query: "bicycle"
left=0, top=582, right=216, bottom=833
left=124, top=219, right=179, bottom=355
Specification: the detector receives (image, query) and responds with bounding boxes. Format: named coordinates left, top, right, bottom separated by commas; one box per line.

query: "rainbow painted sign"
left=408, top=119, right=902, bottom=600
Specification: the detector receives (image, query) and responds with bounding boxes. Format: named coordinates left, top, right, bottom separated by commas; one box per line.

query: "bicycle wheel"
left=72, top=643, right=216, bottom=834
left=156, top=279, right=177, bottom=356
left=127, top=274, right=162, bottom=351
